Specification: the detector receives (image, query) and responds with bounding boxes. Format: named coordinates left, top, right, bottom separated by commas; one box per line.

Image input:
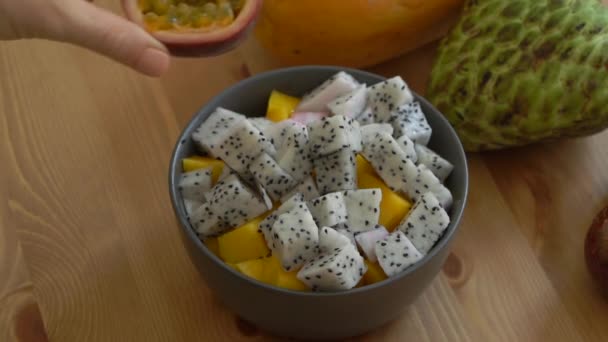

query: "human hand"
left=0, top=0, right=170, bottom=77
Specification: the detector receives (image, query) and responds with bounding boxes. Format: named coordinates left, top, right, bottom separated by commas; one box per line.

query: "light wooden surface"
left=2, top=1, right=608, bottom=341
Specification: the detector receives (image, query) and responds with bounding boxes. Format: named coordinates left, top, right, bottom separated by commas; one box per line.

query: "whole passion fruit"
left=123, top=0, right=262, bottom=57
left=585, top=205, right=608, bottom=294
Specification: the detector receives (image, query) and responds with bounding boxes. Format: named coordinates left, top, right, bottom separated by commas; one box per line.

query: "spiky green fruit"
left=427, top=0, right=608, bottom=151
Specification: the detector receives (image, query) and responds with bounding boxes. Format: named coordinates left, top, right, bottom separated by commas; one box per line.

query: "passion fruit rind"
left=163, top=17, right=257, bottom=57
left=139, top=0, right=244, bottom=31
left=123, top=0, right=261, bottom=57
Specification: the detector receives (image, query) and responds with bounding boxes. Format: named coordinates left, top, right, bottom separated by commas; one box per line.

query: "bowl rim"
left=169, top=65, right=469, bottom=297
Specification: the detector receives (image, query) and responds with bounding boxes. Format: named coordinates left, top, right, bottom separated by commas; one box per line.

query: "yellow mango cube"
left=363, top=260, right=388, bottom=285
left=235, top=258, right=267, bottom=282
left=266, top=90, right=300, bottom=122
left=261, top=255, right=281, bottom=284
left=276, top=270, right=309, bottom=291
left=182, top=156, right=224, bottom=183
left=262, top=255, right=309, bottom=291
left=218, top=216, right=270, bottom=263
left=357, top=155, right=412, bottom=231
left=356, top=154, right=375, bottom=176
left=204, top=237, right=220, bottom=256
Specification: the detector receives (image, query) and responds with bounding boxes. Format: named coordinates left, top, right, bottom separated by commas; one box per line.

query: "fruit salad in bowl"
left=169, top=66, right=468, bottom=339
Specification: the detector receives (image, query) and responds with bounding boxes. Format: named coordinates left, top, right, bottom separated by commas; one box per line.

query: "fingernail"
left=136, top=48, right=170, bottom=77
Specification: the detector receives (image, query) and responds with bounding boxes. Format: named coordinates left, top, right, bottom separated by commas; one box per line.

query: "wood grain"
left=1, top=0, right=608, bottom=341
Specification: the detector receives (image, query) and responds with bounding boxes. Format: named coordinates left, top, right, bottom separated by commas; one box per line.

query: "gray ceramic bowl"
left=169, top=66, right=468, bottom=340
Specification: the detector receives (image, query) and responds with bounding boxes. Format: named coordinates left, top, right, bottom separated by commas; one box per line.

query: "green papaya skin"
left=427, top=0, right=608, bottom=151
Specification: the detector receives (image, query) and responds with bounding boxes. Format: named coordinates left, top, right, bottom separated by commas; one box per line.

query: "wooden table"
left=2, top=2, right=608, bottom=341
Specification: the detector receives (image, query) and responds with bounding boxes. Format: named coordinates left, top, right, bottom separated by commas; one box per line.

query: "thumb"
left=57, top=1, right=170, bottom=77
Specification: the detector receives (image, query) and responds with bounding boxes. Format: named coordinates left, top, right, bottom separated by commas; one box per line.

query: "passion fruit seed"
left=203, top=2, right=218, bottom=18
left=151, top=0, right=172, bottom=15
left=176, top=3, right=194, bottom=24
left=144, top=12, right=159, bottom=23
left=218, top=1, right=234, bottom=24
left=165, top=4, right=179, bottom=24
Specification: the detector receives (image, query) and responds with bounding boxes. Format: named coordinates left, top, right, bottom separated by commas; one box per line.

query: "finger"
left=55, top=0, right=170, bottom=77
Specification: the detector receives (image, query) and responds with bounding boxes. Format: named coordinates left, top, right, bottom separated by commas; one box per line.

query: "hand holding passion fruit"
left=0, top=0, right=170, bottom=76
left=122, top=0, right=262, bottom=56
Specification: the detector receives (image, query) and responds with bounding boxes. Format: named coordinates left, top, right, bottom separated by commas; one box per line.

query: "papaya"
left=254, top=0, right=464, bottom=68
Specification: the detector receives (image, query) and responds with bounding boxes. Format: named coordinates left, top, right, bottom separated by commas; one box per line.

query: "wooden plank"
left=449, top=156, right=585, bottom=341
left=0, top=41, right=49, bottom=342
left=0, top=33, right=477, bottom=342
left=2, top=0, right=608, bottom=340
left=483, top=135, right=608, bottom=341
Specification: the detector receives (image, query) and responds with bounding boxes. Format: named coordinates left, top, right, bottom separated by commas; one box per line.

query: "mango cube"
left=276, top=270, right=309, bottom=291
left=204, top=237, right=220, bottom=256
left=356, top=154, right=375, bottom=175
left=266, top=90, right=300, bottom=122
left=182, top=156, right=224, bottom=183
left=357, top=155, right=412, bottom=231
left=260, top=255, right=308, bottom=291
left=235, top=258, right=267, bottom=282
left=363, top=260, right=388, bottom=285
left=218, top=216, right=269, bottom=263
left=261, top=255, right=281, bottom=284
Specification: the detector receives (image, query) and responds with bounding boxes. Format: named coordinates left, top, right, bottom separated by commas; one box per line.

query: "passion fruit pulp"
left=122, top=0, right=262, bottom=57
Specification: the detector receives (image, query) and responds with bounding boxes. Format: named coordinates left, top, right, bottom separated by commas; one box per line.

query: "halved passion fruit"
left=123, top=0, right=262, bottom=56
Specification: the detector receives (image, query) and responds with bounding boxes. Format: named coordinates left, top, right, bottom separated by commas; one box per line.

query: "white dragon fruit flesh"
left=296, top=71, right=360, bottom=112
left=208, top=119, right=276, bottom=174
left=332, top=223, right=357, bottom=246
left=255, top=182, right=274, bottom=211
left=396, top=134, right=418, bottom=163
left=265, top=120, right=308, bottom=153
left=355, top=225, right=389, bottom=262
left=308, top=192, right=348, bottom=228
left=313, top=148, right=357, bottom=195
left=327, top=84, right=367, bottom=118
left=355, top=106, right=374, bottom=125
left=189, top=202, right=224, bottom=238
left=249, top=152, right=296, bottom=201
left=349, top=119, right=363, bottom=152
left=367, top=76, right=414, bottom=122
left=341, top=189, right=382, bottom=233
left=268, top=204, right=320, bottom=271
left=361, top=132, right=417, bottom=191
left=297, top=243, right=366, bottom=291
left=291, top=112, right=329, bottom=125
left=281, top=176, right=320, bottom=202
left=398, top=192, right=450, bottom=255
left=192, top=108, right=245, bottom=156
left=259, top=193, right=306, bottom=243
left=390, top=101, right=432, bottom=146
left=375, top=231, right=423, bottom=277
left=248, top=117, right=273, bottom=134
left=360, top=123, right=394, bottom=141
left=205, top=174, right=270, bottom=230
left=182, top=73, right=458, bottom=287
left=318, top=226, right=353, bottom=253
left=178, top=167, right=213, bottom=201
left=403, top=164, right=453, bottom=210
left=414, top=144, right=454, bottom=182
left=276, top=143, right=313, bottom=182
left=218, top=165, right=238, bottom=182
left=184, top=199, right=202, bottom=220
left=307, top=115, right=362, bottom=158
